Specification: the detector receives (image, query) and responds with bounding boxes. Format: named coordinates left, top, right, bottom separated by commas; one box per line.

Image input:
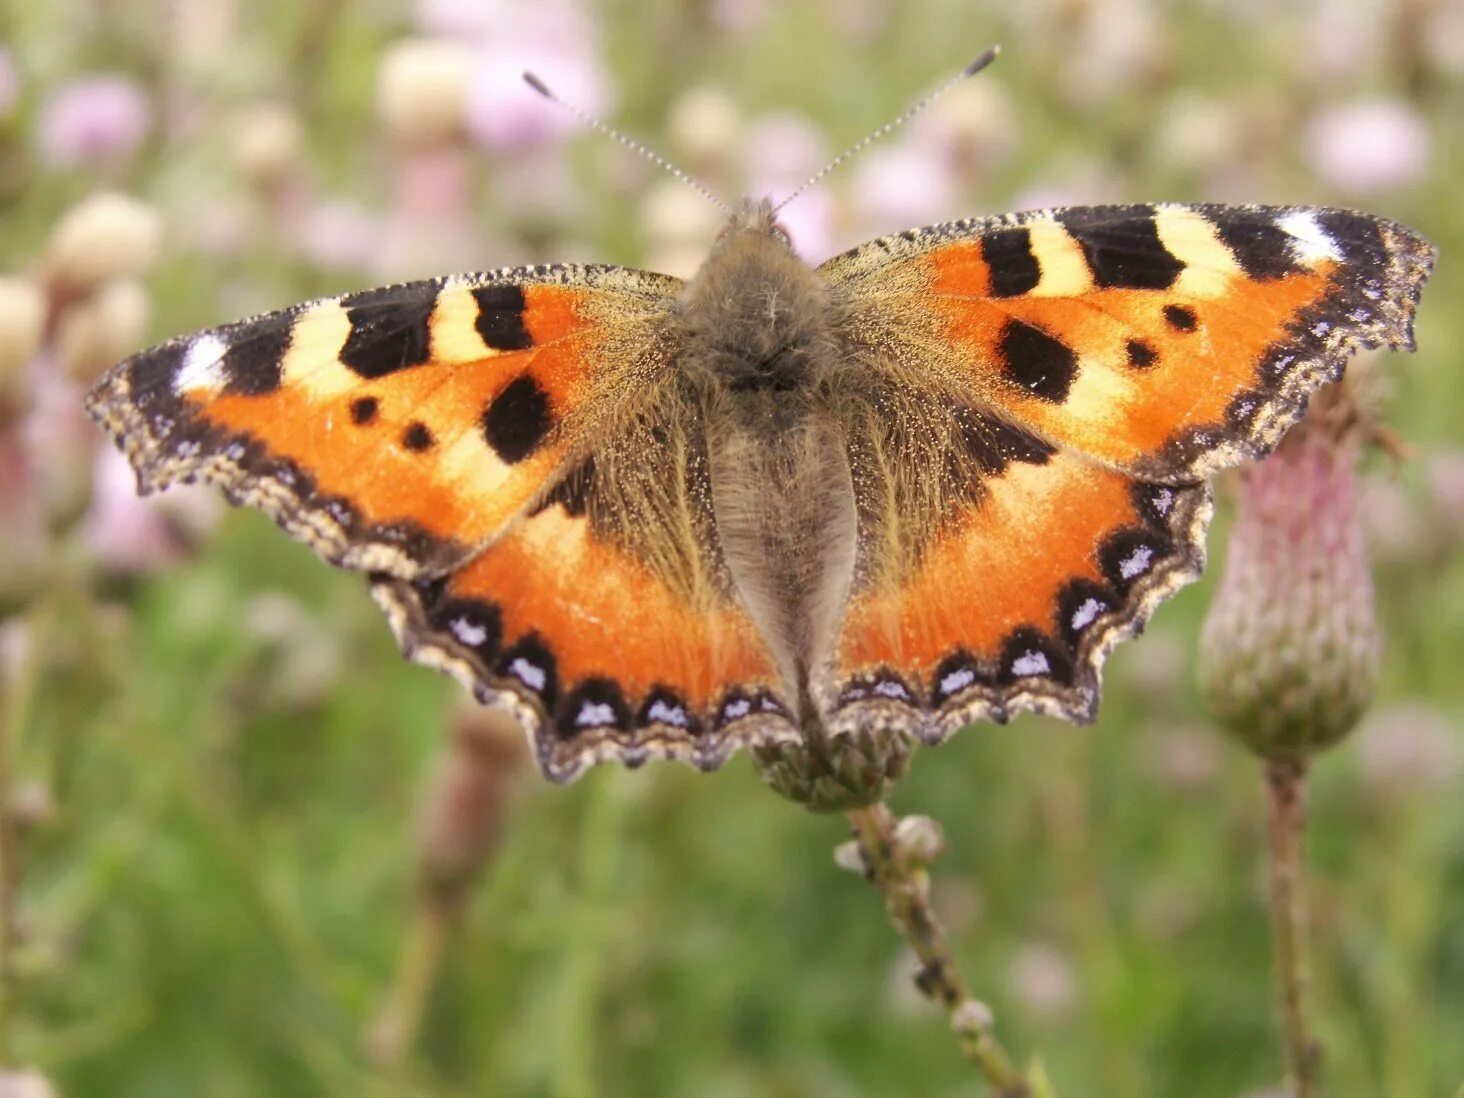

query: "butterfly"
left=85, top=97, right=1434, bottom=789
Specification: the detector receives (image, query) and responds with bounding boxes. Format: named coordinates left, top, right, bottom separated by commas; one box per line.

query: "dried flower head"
left=36, top=75, right=150, bottom=170
left=752, top=723, right=912, bottom=811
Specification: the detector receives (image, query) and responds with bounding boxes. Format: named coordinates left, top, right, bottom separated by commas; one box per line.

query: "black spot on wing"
left=350, top=396, right=378, bottom=425
left=1125, top=339, right=1159, bottom=369
left=981, top=228, right=1041, bottom=297
left=1163, top=304, right=1198, bottom=332
left=220, top=315, right=291, bottom=395
left=483, top=375, right=552, bottom=464
left=401, top=422, right=435, bottom=451
left=1058, top=207, right=1185, bottom=290
left=339, top=285, right=437, bottom=379
left=1209, top=214, right=1303, bottom=281
left=998, top=318, right=1079, bottom=403
left=955, top=406, right=1055, bottom=475
left=472, top=285, right=533, bottom=351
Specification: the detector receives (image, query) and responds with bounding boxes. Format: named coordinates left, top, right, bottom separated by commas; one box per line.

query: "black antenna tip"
left=522, top=71, right=553, bottom=99
left=963, top=45, right=1001, bottom=78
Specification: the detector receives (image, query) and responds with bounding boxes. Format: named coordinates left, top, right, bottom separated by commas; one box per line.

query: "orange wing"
left=86, top=265, right=680, bottom=577
left=817, top=204, right=1433, bottom=734
left=87, top=264, right=800, bottom=779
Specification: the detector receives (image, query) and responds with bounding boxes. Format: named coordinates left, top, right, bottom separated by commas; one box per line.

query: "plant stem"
left=845, top=802, right=1030, bottom=1097
left=1265, top=759, right=1321, bottom=1097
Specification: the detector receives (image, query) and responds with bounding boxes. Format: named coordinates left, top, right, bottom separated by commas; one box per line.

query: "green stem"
left=1265, top=759, right=1321, bottom=1097
left=845, top=802, right=1030, bottom=1097
left=0, top=600, right=52, bottom=1066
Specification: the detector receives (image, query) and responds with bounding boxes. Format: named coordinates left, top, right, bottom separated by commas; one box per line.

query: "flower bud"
left=667, top=85, right=742, bottom=166
left=417, top=702, right=530, bottom=900
left=43, top=192, right=162, bottom=293
left=54, top=278, right=149, bottom=386
left=893, top=814, right=945, bottom=865
left=1199, top=379, right=1381, bottom=760
left=752, top=724, right=912, bottom=811
left=377, top=38, right=472, bottom=147
left=231, top=102, right=304, bottom=189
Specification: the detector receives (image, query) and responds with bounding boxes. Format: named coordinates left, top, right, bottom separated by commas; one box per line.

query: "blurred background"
left=0, top=0, right=1460, bottom=1095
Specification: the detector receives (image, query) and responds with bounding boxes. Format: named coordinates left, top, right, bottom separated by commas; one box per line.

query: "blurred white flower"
left=1304, top=99, right=1430, bottom=195
left=36, top=75, right=150, bottom=170
left=1009, top=940, right=1077, bottom=1021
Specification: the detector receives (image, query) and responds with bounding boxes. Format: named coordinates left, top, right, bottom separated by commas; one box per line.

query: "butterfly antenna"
left=522, top=72, right=733, bottom=216
left=772, top=45, right=1002, bottom=214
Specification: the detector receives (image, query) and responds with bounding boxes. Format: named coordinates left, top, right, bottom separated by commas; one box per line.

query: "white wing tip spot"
left=174, top=333, right=230, bottom=396
left=1278, top=210, right=1344, bottom=265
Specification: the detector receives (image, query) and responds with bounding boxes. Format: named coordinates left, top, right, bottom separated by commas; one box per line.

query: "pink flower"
left=465, top=50, right=609, bottom=151
left=36, top=75, right=150, bottom=170
left=851, top=137, right=959, bottom=236
left=83, top=446, right=220, bottom=575
left=1304, top=99, right=1430, bottom=195
left=299, top=199, right=381, bottom=272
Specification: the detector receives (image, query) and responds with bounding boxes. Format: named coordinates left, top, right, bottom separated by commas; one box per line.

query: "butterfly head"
left=716, top=197, right=795, bottom=252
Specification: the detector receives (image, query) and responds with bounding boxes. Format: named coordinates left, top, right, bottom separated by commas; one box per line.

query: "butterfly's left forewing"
left=817, top=203, right=1432, bottom=738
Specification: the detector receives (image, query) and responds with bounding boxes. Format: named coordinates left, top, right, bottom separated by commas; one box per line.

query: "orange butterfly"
left=86, top=64, right=1434, bottom=789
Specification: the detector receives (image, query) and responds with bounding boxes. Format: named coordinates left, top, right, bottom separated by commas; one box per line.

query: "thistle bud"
left=376, top=38, right=472, bottom=147
left=231, top=102, right=304, bottom=190
left=752, top=723, right=912, bottom=812
left=54, top=277, right=150, bottom=386
left=417, top=702, right=530, bottom=901
left=1199, top=375, right=1381, bottom=760
left=43, top=192, right=162, bottom=294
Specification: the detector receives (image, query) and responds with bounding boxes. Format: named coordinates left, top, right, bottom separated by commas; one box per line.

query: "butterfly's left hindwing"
left=817, top=203, right=1432, bottom=735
